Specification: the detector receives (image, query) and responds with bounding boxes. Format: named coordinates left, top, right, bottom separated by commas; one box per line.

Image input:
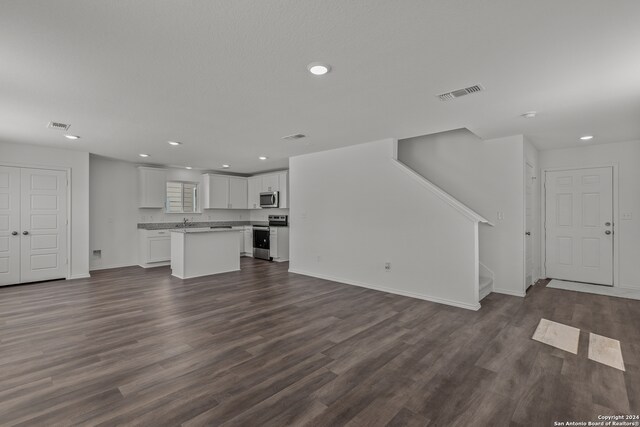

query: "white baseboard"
left=69, top=273, right=91, bottom=280
left=138, top=261, right=171, bottom=269
left=288, top=268, right=481, bottom=311
left=479, top=284, right=492, bottom=300
left=493, top=287, right=526, bottom=297
left=90, top=263, right=137, bottom=271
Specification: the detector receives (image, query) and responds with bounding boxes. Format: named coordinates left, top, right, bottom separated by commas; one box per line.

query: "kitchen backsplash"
left=139, top=208, right=289, bottom=223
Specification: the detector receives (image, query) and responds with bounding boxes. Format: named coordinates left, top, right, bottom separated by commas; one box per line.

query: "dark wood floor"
left=0, top=258, right=638, bottom=426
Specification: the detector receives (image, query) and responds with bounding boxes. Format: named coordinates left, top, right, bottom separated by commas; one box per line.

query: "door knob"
left=525, top=232, right=531, bottom=236
left=605, top=230, right=612, bottom=235
left=605, top=222, right=611, bottom=226
left=11, top=231, right=18, bottom=236
left=22, top=231, right=29, bottom=235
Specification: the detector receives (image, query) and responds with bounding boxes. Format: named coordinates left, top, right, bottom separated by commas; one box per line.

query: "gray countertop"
left=138, top=221, right=270, bottom=230
left=171, top=227, right=242, bottom=234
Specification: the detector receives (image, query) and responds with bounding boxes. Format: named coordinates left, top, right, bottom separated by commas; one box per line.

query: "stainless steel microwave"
left=259, top=191, right=279, bottom=208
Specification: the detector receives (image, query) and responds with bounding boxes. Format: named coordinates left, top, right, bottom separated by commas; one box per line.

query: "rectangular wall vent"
left=437, top=84, right=484, bottom=101
left=282, top=133, right=306, bottom=140
left=47, top=121, right=71, bottom=131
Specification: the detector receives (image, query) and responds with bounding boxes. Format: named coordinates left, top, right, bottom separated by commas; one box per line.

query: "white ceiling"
left=1, top=1, right=640, bottom=173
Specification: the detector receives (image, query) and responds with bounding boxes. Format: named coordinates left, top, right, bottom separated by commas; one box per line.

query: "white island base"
left=171, top=229, right=240, bottom=279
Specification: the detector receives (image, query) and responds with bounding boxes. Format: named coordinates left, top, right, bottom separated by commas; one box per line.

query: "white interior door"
left=0, top=166, right=21, bottom=286
left=545, top=167, right=613, bottom=286
left=20, top=168, right=68, bottom=283
left=525, top=162, right=534, bottom=288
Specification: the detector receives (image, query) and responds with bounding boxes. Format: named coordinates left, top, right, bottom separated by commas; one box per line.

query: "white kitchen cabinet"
left=261, top=174, right=279, bottom=193
left=247, top=171, right=289, bottom=209
left=138, top=229, right=171, bottom=268
left=277, top=171, right=288, bottom=209
left=247, top=177, right=262, bottom=209
left=232, top=227, right=244, bottom=254
left=138, top=167, right=167, bottom=208
left=202, top=174, right=229, bottom=209
left=243, top=226, right=253, bottom=256
left=269, top=226, right=289, bottom=262
left=202, top=174, right=248, bottom=209
left=228, top=177, right=248, bottom=209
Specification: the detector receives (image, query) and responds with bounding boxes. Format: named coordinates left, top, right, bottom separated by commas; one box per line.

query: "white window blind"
left=166, top=181, right=198, bottom=213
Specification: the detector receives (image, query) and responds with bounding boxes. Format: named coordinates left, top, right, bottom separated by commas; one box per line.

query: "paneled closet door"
left=20, top=168, right=68, bottom=283
left=0, top=166, right=21, bottom=286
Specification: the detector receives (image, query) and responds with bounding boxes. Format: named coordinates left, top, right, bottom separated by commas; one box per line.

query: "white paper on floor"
left=588, top=332, right=625, bottom=371
left=532, top=318, right=580, bottom=354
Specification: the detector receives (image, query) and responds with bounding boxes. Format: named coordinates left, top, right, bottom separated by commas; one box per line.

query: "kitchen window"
left=166, top=181, right=199, bottom=213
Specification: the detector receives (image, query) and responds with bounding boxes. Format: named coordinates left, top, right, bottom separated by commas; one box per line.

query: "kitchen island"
left=170, top=228, right=241, bottom=279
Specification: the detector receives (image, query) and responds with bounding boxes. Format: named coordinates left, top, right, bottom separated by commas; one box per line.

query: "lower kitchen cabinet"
left=243, top=226, right=253, bottom=256
left=138, top=229, right=171, bottom=268
left=269, top=226, right=289, bottom=262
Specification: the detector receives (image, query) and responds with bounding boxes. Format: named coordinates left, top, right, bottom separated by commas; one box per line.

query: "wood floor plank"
left=0, top=261, right=638, bottom=426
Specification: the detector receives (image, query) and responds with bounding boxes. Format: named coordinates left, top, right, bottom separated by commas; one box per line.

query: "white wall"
left=89, top=155, right=139, bottom=270
left=289, top=138, right=481, bottom=310
left=0, top=141, right=90, bottom=278
left=539, top=140, right=640, bottom=289
left=398, top=130, right=528, bottom=296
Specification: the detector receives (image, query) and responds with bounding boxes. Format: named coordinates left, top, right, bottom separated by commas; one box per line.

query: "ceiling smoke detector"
left=282, top=133, right=306, bottom=141
left=47, top=121, right=71, bottom=131
left=437, top=84, right=484, bottom=101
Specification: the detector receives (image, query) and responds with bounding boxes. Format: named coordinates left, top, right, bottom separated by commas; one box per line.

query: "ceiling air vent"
left=437, top=84, right=484, bottom=101
left=281, top=133, right=306, bottom=141
left=47, top=121, right=71, bottom=131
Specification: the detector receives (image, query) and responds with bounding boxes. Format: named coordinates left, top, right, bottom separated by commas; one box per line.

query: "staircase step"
left=479, top=276, right=493, bottom=300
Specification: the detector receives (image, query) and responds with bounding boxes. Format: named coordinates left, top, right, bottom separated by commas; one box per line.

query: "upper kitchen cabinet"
left=138, top=167, right=167, bottom=208
left=248, top=171, right=288, bottom=209
left=248, top=177, right=262, bottom=209
left=261, top=174, right=279, bottom=193
left=228, top=176, right=248, bottom=209
left=277, top=171, right=288, bottom=208
left=202, top=174, right=247, bottom=209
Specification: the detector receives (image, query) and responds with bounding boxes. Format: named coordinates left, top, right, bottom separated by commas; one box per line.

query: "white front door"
left=0, top=166, right=21, bottom=286
left=545, top=167, right=613, bottom=286
left=20, top=168, right=68, bottom=283
left=525, top=162, right=534, bottom=288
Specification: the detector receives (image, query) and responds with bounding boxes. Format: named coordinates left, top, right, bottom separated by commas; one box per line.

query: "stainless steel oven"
left=253, top=216, right=288, bottom=261
left=252, top=225, right=271, bottom=260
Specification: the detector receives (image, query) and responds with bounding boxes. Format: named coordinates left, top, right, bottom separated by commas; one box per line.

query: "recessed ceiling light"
left=139, top=154, right=150, bottom=158
left=307, top=62, right=331, bottom=76
left=258, top=156, right=268, bottom=160
left=521, top=111, right=537, bottom=119
left=185, top=166, right=192, bottom=170
left=168, top=141, right=182, bottom=146
left=64, top=134, right=80, bottom=140
left=222, top=164, right=230, bottom=168
left=580, top=135, right=594, bottom=141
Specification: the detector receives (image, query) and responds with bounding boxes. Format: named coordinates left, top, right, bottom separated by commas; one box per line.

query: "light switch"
left=622, top=212, right=633, bottom=220
left=497, top=211, right=505, bottom=220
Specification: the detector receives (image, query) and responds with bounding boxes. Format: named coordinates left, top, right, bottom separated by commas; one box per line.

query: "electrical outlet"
left=385, top=262, right=391, bottom=271
left=92, top=250, right=102, bottom=257
left=497, top=211, right=505, bottom=221
left=622, top=212, right=633, bottom=220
